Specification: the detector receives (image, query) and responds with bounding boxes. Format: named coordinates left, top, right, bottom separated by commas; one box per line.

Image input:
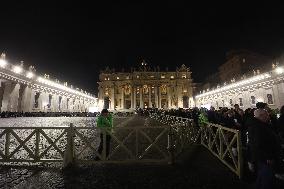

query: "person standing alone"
left=96, top=109, right=113, bottom=160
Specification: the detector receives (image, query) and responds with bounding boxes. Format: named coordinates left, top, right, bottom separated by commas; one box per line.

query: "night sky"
left=1, top=2, right=284, bottom=95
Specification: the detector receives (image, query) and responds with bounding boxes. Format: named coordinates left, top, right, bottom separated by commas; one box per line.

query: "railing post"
left=167, top=126, right=175, bottom=164
left=237, top=130, right=243, bottom=179
left=219, top=128, right=223, bottom=157
left=5, top=129, right=10, bottom=160
left=102, top=128, right=107, bottom=160
left=35, top=128, right=40, bottom=161
left=63, top=123, right=75, bottom=168
left=135, top=128, right=139, bottom=160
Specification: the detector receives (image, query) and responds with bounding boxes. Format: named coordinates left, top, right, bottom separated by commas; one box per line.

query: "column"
left=139, top=86, right=143, bottom=108
left=1, top=81, right=20, bottom=112
left=64, top=96, right=69, bottom=111
left=154, top=86, right=158, bottom=108
left=19, top=85, right=33, bottom=112
left=30, top=90, right=36, bottom=112
left=121, top=86, right=124, bottom=109
left=39, top=92, right=48, bottom=112
left=75, top=98, right=80, bottom=112
left=0, top=81, right=5, bottom=112
left=148, top=85, right=152, bottom=108
left=133, top=87, right=137, bottom=109
left=51, top=94, right=57, bottom=112
left=158, top=86, right=161, bottom=108
left=131, top=86, right=134, bottom=109
left=67, top=98, right=73, bottom=112
left=177, top=85, right=182, bottom=108
left=276, top=83, right=284, bottom=109
left=167, top=86, right=171, bottom=109
left=111, top=86, right=115, bottom=110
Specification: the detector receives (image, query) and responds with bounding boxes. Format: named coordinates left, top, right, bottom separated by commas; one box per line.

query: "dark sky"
left=1, top=2, right=284, bottom=95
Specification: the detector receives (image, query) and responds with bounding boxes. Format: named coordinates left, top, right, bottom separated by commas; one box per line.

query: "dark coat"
left=248, top=118, right=280, bottom=163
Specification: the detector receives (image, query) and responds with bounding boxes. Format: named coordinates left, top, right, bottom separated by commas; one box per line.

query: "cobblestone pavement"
left=0, top=145, right=247, bottom=189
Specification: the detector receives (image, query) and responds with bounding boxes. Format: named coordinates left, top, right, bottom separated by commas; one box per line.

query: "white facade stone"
left=195, top=68, right=284, bottom=110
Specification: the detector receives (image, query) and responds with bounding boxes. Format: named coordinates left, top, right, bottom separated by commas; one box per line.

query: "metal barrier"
left=150, top=112, right=243, bottom=178
left=0, top=113, right=242, bottom=178
left=0, top=123, right=173, bottom=165
left=200, top=124, right=242, bottom=178
left=0, top=127, right=68, bottom=163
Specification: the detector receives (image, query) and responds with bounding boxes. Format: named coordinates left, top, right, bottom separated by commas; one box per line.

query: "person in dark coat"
left=276, top=105, right=284, bottom=142
left=207, top=106, right=217, bottom=124
left=248, top=109, right=281, bottom=189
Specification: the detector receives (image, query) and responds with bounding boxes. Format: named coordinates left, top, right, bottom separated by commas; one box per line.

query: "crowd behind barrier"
left=0, top=111, right=99, bottom=118
left=0, top=111, right=135, bottom=118
left=136, top=103, right=284, bottom=183
left=136, top=104, right=284, bottom=145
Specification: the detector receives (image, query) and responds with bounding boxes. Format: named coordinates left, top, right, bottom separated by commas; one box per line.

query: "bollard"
left=63, top=123, right=75, bottom=168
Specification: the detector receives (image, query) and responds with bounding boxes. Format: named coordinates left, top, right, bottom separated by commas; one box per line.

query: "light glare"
left=275, top=67, right=284, bottom=74
left=26, top=72, right=34, bottom=78
left=0, top=59, right=7, bottom=67
left=13, top=66, right=23, bottom=74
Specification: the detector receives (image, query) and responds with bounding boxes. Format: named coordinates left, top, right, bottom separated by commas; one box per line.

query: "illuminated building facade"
left=0, top=53, right=97, bottom=112
left=98, top=62, right=195, bottom=110
left=195, top=65, right=284, bottom=110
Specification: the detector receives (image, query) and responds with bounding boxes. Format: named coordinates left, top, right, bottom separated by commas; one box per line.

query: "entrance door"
left=125, top=100, right=131, bottom=109
left=104, top=97, right=110, bottom=109
left=183, top=96, right=189, bottom=108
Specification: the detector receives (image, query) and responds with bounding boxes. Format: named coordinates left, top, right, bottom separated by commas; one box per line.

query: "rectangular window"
left=267, top=94, right=273, bottom=104
left=251, top=96, right=256, bottom=105
left=239, top=98, right=243, bottom=106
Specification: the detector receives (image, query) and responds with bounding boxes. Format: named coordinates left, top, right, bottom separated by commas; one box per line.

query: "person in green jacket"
left=96, top=109, right=113, bottom=160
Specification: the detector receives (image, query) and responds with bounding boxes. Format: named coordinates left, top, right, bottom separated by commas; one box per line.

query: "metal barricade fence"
left=0, top=124, right=174, bottom=166
left=149, top=112, right=242, bottom=178
left=0, top=113, right=242, bottom=178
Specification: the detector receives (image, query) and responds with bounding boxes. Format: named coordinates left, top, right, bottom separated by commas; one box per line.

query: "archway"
left=104, top=97, right=110, bottom=109
left=183, top=96, right=189, bottom=108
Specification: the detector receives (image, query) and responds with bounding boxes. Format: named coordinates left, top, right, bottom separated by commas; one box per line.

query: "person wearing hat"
left=96, top=109, right=113, bottom=160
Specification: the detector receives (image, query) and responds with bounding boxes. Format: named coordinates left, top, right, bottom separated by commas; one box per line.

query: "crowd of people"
left=1, top=104, right=284, bottom=187
left=141, top=103, right=284, bottom=188
left=0, top=111, right=99, bottom=118
left=0, top=110, right=135, bottom=118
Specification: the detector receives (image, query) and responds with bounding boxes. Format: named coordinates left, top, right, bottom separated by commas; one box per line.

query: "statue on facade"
left=29, top=65, right=36, bottom=72
left=0, top=53, right=6, bottom=59
left=124, top=84, right=131, bottom=95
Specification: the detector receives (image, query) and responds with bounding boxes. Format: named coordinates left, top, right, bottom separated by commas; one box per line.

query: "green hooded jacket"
left=96, top=114, right=113, bottom=132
